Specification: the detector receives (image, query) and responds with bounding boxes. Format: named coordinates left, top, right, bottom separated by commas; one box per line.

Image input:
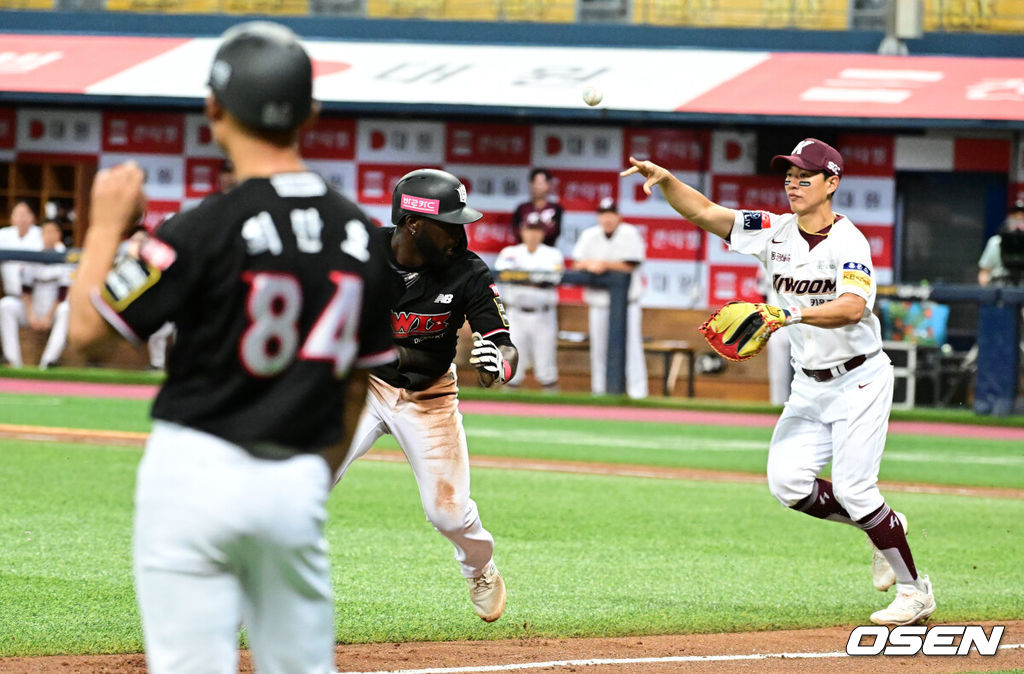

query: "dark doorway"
left=896, top=171, right=1007, bottom=346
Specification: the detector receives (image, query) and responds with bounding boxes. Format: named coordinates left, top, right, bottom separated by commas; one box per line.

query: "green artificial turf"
left=1, top=439, right=1022, bottom=656
left=1, top=393, right=1022, bottom=489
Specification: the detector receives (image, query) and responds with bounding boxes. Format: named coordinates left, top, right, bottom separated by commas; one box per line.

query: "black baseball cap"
left=597, top=197, right=618, bottom=213
left=1009, top=200, right=1024, bottom=214
left=771, top=138, right=844, bottom=177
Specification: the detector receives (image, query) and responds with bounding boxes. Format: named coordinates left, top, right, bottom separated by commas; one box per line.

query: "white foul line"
left=337, top=644, right=1024, bottom=674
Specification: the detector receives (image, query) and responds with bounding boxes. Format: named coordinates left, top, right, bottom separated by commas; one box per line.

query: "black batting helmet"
left=391, top=169, right=483, bottom=227
left=208, top=22, right=313, bottom=133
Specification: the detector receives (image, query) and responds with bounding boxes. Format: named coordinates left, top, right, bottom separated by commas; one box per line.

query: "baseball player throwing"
left=624, top=139, right=935, bottom=626
left=333, top=168, right=516, bottom=623
left=69, top=23, right=396, bottom=673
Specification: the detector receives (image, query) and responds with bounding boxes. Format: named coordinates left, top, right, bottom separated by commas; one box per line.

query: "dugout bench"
left=556, top=337, right=696, bottom=397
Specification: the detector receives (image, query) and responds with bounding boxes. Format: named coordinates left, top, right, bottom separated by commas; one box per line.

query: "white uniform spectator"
left=0, top=221, right=71, bottom=368
left=0, top=201, right=44, bottom=297
left=572, top=197, right=648, bottom=399
left=495, top=221, right=564, bottom=390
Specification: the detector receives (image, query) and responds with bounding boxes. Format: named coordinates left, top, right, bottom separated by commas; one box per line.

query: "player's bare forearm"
left=622, top=157, right=734, bottom=239
left=68, top=224, right=121, bottom=357
left=795, top=293, right=866, bottom=329
left=69, top=162, right=147, bottom=358
left=321, top=368, right=370, bottom=476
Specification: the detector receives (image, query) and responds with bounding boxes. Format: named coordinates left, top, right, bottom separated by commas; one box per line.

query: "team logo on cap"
left=792, top=140, right=815, bottom=154
left=827, top=160, right=841, bottom=175
left=210, top=60, right=232, bottom=88
left=457, top=184, right=467, bottom=204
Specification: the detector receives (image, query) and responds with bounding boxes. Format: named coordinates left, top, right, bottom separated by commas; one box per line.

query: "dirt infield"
left=3, top=382, right=1024, bottom=671
left=2, top=622, right=1022, bottom=672
left=3, top=423, right=1022, bottom=500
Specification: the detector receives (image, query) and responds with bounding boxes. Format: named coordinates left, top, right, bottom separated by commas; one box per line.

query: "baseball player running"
left=495, top=219, right=564, bottom=390
left=623, top=139, right=935, bottom=626
left=69, top=23, right=396, bottom=673
left=333, top=168, right=517, bottom=623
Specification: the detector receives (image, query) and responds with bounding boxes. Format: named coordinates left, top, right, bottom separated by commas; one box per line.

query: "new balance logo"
left=434, top=293, right=454, bottom=304
left=847, top=625, right=1004, bottom=656
left=818, top=492, right=830, bottom=505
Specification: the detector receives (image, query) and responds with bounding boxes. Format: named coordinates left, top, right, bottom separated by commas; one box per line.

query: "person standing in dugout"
left=495, top=218, right=564, bottom=390
left=333, top=168, right=517, bottom=623
left=511, top=168, right=563, bottom=247
left=69, top=22, right=396, bottom=673
left=623, top=139, right=935, bottom=626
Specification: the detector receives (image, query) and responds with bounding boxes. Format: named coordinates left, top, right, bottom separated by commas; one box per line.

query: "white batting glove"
left=470, top=332, right=508, bottom=385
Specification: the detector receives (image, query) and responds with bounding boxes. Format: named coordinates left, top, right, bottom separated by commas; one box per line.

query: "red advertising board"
left=357, top=163, right=434, bottom=205
left=712, top=174, right=789, bottom=213
left=631, top=218, right=704, bottom=261
left=623, top=129, right=706, bottom=171
left=553, top=170, right=618, bottom=212
left=837, top=134, right=894, bottom=176
left=103, top=112, right=184, bottom=154
left=857, top=224, right=894, bottom=269
left=466, top=211, right=517, bottom=255
left=708, top=264, right=762, bottom=305
left=446, top=123, right=531, bottom=165
left=0, top=108, right=14, bottom=149
left=300, top=118, right=356, bottom=160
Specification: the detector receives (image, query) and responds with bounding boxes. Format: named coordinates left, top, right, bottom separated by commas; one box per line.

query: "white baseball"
left=582, top=86, right=603, bottom=107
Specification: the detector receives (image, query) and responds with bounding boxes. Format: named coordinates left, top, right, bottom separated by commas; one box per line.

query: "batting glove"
left=470, top=332, right=510, bottom=385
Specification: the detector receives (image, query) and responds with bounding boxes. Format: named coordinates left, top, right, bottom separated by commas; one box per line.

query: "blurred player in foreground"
left=624, top=139, right=935, bottom=626
left=69, top=22, right=395, bottom=673
left=333, top=168, right=516, bottom=622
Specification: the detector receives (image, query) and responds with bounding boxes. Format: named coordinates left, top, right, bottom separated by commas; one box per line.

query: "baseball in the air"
left=582, top=86, right=603, bottom=107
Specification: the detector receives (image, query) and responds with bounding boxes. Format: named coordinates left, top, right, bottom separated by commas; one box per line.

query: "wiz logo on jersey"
left=391, top=311, right=451, bottom=337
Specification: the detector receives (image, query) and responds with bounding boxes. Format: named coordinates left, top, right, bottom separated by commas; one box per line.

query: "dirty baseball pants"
left=336, top=367, right=495, bottom=578
left=766, top=352, right=892, bottom=521
left=507, top=305, right=558, bottom=387
left=134, top=422, right=335, bottom=674
left=0, top=296, right=69, bottom=367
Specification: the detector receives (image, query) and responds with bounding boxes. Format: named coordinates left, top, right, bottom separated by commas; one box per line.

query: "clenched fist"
left=90, top=161, right=148, bottom=236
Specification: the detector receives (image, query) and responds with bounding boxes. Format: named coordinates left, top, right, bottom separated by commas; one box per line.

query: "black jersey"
left=372, top=227, right=512, bottom=390
left=93, top=172, right=396, bottom=451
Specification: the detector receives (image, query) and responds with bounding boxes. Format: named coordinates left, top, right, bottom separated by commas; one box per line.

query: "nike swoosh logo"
left=772, top=238, right=784, bottom=244
left=858, top=383, right=869, bottom=389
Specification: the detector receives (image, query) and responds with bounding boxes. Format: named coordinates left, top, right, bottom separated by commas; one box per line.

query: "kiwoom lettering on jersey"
left=846, top=625, right=1004, bottom=656
left=391, top=311, right=451, bottom=336
left=772, top=275, right=836, bottom=295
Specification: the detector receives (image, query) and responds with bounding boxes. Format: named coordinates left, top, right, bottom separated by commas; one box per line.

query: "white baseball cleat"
left=467, top=561, right=506, bottom=623
left=870, top=575, right=936, bottom=626
left=871, top=511, right=909, bottom=591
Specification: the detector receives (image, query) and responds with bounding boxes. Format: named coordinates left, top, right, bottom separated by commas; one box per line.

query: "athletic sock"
left=792, top=478, right=856, bottom=526
left=858, top=503, right=919, bottom=583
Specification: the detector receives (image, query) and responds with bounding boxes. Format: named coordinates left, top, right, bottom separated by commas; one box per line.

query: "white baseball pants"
left=507, top=306, right=558, bottom=387
left=335, top=367, right=495, bottom=578
left=587, top=303, right=648, bottom=399
left=134, top=422, right=335, bottom=674
left=766, top=352, right=893, bottom=521
left=767, top=327, right=793, bottom=406
left=0, top=296, right=69, bottom=368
